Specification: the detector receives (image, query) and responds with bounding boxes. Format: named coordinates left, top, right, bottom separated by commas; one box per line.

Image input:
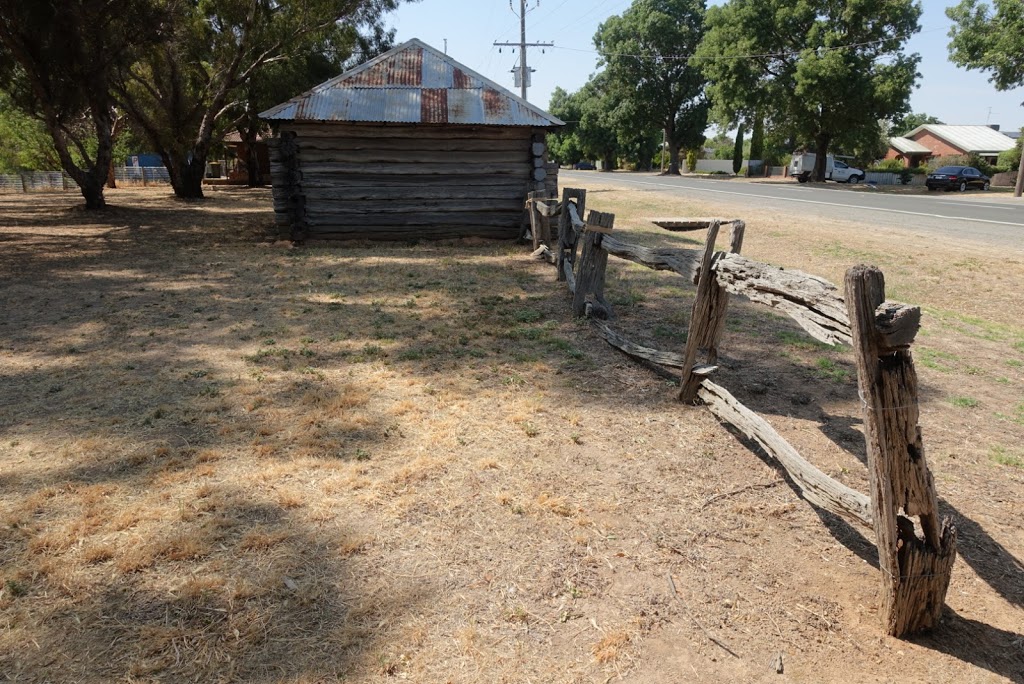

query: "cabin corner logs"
left=530, top=190, right=956, bottom=639
left=267, top=124, right=558, bottom=242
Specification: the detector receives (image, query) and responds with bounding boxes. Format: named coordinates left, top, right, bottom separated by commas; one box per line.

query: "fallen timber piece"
left=679, top=221, right=722, bottom=402
left=591, top=320, right=686, bottom=368
left=600, top=235, right=702, bottom=281
left=563, top=259, right=576, bottom=294
left=697, top=380, right=872, bottom=528
left=650, top=217, right=741, bottom=231
left=714, top=253, right=853, bottom=347
left=845, top=265, right=955, bottom=638
left=566, top=201, right=586, bottom=233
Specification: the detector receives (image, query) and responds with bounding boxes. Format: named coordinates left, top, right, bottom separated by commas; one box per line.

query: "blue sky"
left=386, top=0, right=1024, bottom=133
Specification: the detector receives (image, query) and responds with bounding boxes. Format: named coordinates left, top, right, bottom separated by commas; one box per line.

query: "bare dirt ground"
left=0, top=185, right=1021, bottom=683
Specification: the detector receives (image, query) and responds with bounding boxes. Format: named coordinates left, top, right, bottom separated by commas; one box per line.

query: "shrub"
left=926, top=154, right=970, bottom=172
left=685, top=148, right=699, bottom=173
left=873, top=158, right=905, bottom=172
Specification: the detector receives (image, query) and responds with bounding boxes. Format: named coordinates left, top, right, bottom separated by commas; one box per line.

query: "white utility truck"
left=789, top=153, right=865, bottom=184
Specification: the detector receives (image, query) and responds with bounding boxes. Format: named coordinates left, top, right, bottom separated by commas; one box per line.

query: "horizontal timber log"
left=566, top=202, right=585, bottom=232
left=293, top=137, right=530, bottom=152
left=306, top=212, right=522, bottom=228
left=714, top=253, right=852, bottom=346
left=296, top=149, right=530, bottom=164
left=285, top=124, right=535, bottom=140
left=298, top=162, right=532, bottom=176
left=698, top=380, right=872, bottom=528
left=298, top=175, right=530, bottom=189
left=304, top=199, right=525, bottom=214
left=302, top=186, right=528, bottom=202
left=591, top=321, right=685, bottom=368
left=650, top=218, right=741, bottom=231
left=600, top=235, right=702, bottom=281
left=305, top=227, right=519, bottom=241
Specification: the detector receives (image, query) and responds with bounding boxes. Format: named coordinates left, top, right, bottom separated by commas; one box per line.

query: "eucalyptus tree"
left=115, top=0, right=407, bottom=199
left=0, top=0, right=165, bottom=208
left=697, top=0, right=922, bottom=181
left=594, top=0, right=709, bottom=174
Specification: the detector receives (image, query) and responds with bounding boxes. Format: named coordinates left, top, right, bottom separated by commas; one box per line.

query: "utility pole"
left=493, top=0, right=553, bottom=101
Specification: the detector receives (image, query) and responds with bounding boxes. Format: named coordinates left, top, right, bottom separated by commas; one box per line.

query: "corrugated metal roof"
left=906, top=125, right=1016, bottom=154
left=260, top=38, right=564, bottom=128
left=889, top=136, right=931, bottom=154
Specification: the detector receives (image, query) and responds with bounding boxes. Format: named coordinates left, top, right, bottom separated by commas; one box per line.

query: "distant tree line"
left=548, top=0, right=1023, bottom=187
left=0, top=0, right=406, bottom=208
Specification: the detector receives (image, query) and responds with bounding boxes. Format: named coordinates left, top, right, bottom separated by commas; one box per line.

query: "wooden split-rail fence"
left=526, top=188, right=957, bottom=639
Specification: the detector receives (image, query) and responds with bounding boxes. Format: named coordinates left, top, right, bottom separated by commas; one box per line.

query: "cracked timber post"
left=844, top=265, right=956, bottom=637
left=679, top=220, right=725, bottom=403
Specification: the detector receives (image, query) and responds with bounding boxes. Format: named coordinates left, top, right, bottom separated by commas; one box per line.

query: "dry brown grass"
left=0, top=185, right=1021, bottom=683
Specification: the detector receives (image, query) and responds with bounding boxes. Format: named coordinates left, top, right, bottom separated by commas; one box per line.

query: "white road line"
left=577, top=175, right=1024, bottom=229
left=933, top=199, right=1021, bottom=211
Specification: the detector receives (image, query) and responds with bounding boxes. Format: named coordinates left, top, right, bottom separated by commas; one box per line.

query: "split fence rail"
left=526, top=187, right=957, bottom=638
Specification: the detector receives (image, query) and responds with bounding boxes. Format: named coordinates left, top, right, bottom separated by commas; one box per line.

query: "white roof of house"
left=889, top=136, right=931, bottom=154
left=905, top=125, right=1016, bottom=154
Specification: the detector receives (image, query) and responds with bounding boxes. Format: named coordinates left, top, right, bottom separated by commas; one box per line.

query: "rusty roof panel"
left=420, top=89, right=448, bottom=124
left=260, top=38, right=564, bottom=127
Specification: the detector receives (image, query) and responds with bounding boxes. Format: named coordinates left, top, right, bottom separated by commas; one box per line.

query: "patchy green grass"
left=950, top=396, right=980, bottom=409
left=813, top=358, right=851, bottom=384
left=989, top=446, right=1024, bottom=468
left=778, top=330, right=833, bottom=351
left=916, top=347, right=958, bottom=372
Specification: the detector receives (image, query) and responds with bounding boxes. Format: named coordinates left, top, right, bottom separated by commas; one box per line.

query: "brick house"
left=885, top=125, right=1015, bottom=167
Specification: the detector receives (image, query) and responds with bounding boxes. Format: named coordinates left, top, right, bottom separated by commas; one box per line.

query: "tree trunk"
left=1015, top=148, right=1023, bottom=198
left=812, top=133, right=831, bottom=182
left=167, top=155, right=207, bottom=199
left=80, top=174, right=107, bottom=210
left=245, top=131, right=264, bottom=187
left=106, top=159, right=117, bottom=189
left=665, top=121, right=681, bottom=175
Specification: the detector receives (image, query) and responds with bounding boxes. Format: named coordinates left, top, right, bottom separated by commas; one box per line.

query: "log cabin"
left=260, top=38, right=564, bottom=241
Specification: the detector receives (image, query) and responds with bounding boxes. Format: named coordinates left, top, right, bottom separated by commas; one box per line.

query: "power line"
left=492, top=0, right=553, bottom=101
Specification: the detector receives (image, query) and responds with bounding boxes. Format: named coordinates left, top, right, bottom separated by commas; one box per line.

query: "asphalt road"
left=561, top=171, right=1024, bottom=251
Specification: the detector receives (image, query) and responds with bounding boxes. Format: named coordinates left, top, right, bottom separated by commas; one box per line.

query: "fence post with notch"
left=844, top=264, right=956, bottom=637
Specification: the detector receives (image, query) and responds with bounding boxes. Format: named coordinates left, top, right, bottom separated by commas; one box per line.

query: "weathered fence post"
left=844, top=265, right=956, bottom=637
left=527, top=190, right=553, bottom=251
left=678, top=221, right=723, bottom=403
left=572, top=210, right=614, bottom=318
left=556, top=188, right=586, bottom=282
left=691, top=220, right=745, bottom=367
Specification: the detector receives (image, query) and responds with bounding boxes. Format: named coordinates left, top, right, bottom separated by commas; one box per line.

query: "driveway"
left=561, top=171, right=1024, bottom=251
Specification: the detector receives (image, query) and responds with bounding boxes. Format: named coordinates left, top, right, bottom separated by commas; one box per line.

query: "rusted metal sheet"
left=420, top=89, right=448, bottom=124
left=260, top=38, right=564, bottom=127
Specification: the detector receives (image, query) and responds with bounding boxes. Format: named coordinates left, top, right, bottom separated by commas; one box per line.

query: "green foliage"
left=117, top=0, right=405, bottom=198
left=749, top=112, right=765, bottom=160
left=685, top=148, right=699, bottom=172
left=0, top=0, right=164, bottom=207
left=697, top=0, right=922, bottom=181
left=732, top=124, right=744, bottom=174
left=892, top=112, right=943, bottom=136
left=996, top=133, right=1022, bottom=171
left=594, top=0, right=709, bottom=174
left=948, top=0, right=1024, bottom=91
left=926, top=154, right=971, bottom=172
left=0, top=93, right=56, bottom=172
left=874, top=158, right=905, bottom=172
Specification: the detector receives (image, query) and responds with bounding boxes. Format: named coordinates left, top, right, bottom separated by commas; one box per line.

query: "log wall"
left=269, top=123, right=547, bottom=241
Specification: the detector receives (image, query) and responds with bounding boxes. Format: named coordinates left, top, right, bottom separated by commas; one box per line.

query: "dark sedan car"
left=926, top=166, right=990, bottom=192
